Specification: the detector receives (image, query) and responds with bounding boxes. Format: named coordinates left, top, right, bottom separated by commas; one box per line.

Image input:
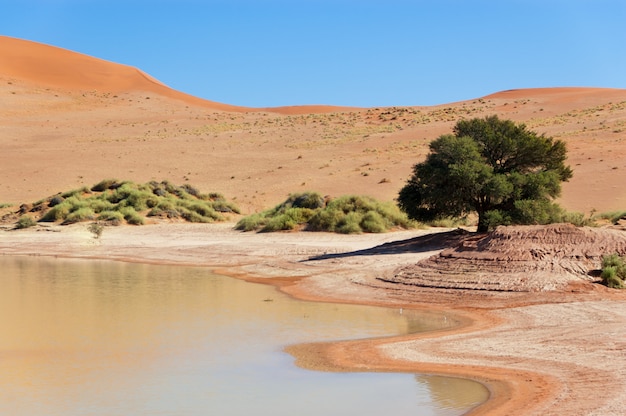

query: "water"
left=0, top=256, right=488, bottom=415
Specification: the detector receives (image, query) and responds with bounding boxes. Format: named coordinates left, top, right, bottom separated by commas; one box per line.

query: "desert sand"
left=1, top=36, right=626, bottom=415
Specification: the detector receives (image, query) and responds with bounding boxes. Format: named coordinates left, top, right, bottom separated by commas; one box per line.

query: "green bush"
left=97, top=210, right=125, bottom=224
left=63, top=207, right=95, bottom=224
left=91, top=179, right=121, bottom=192
left=596, top=211, right=626, bottom=224
left=235, top=192, right=324, bottom=232
left=16, top=215, right=37, bottom=229
left=600, top=254, right=626, bottom=289
left=119, top=206, right=144, bottom=225
left=360, top=211, right=387, bottom=233
left=235, top=213, right=265, bottom=231
left=40, top=201, right=72, bottom=222
left=27, top=180, right=238, bottom=226
left=237, top=193, right=414, bottom=234
left=308, top=195, right=413, bottom=234
left=601, top=267, right=624, bottom=289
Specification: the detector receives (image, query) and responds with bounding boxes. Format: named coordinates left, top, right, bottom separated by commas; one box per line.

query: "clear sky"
left=2, top=0, right=625, bottom=108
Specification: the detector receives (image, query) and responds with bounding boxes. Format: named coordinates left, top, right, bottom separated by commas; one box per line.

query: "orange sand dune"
left=1, top=36, right=625, bottom=215
left=0, top=36, right=349, bottom=114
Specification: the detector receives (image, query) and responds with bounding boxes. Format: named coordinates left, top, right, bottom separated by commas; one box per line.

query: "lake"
left=0, top=255, right=488, bottom=415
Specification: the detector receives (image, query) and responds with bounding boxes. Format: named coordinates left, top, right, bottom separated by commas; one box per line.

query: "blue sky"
left=2, top=1, right=625, bottom=108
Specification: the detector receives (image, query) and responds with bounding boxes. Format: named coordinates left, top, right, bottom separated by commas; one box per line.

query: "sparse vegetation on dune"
left=7, top=180, right=240, bottom=227
left=236, top=192, right=416, bottom=233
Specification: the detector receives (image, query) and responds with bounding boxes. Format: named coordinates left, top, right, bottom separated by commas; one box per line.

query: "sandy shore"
left=1, top=222, right=625, bottom=415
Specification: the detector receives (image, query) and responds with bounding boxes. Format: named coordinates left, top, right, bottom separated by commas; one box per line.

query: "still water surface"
left=0, top=256, right=488, bottom=415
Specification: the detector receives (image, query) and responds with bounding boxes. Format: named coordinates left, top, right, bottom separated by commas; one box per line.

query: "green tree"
left=397, top=115, right=573, bottom=232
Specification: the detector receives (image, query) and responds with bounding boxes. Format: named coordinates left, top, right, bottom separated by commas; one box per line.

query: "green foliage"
left=237, top=193, right=414, bottom=234
left=119, top=206, right=144, bottom=225
left=600, top=254, right=626, bottom=289
left=308, top=195, right=413, bottom=233
left=0, top=202, right=13, bottom=209
left=16, top=215, right=37, bottom=229
left=27, top=180, right=238, bottom=226
left=596, top=211, right=626, bottom=224
left=97, top=210, right=125, bottom=224
left=63, top=207, right=95, bottom=224
left=398, top=115, right=573, bottom=232
left=235, top=192, right=324, bottom=232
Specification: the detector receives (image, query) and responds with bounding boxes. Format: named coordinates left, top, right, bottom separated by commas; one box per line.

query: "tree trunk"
left=476, top=213, right=489, bottom=233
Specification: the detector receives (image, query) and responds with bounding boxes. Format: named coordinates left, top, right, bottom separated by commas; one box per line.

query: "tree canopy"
left=397, top=115, right=573, bottom=232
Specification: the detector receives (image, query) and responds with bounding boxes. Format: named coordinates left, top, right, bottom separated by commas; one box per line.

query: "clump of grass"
left=16, top=215, right=37, bottom=229
left=91, top=179, right=122, bottom=192
left=600, top=253, right=626, bottom=289
left=20, top=179, right=239, bottom=227
left=97, top=210, right=124, bottom=225
left=595, top=210, right=626, bottom=225
left=307, top=195, right=414, bottom=234
left=237, top=192, right=415, bottom=234
left=63, top=207, right=95, bottom=224
left=235, top=192, right=324, bottom=232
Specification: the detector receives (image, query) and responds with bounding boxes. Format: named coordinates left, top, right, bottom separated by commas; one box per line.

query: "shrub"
left=63, top=207, right=95, bottom=224
left=40, top=201, right=72, bottom=222
left=48, top=195, right=65, bottom=207
left=596, top=211, right=626, bottom=224
left=24, top=179, right=238, bottom=226
left=119, top=206, right=144, bottom=225
left=87, top=222, right=104, bottom=239
left=601, top=267, right=624, bottom=289
left=16, top=215, right=37, bottom=229
left=97, top=210, right=124, bottom=224
left=91, top=178, right=120, bottom=192
left=360, top=211, right=387, bottom=233
left=600, top=254, right=626, bottom=289
left=235, top=213, right=265, bottom=231
left=307, top=195, right=413, bottom=234
left=238, top=193, right=415, bottom=234
left=235, top=192, right=324, bottom=232
left=337, top=212, right=363, bottom=234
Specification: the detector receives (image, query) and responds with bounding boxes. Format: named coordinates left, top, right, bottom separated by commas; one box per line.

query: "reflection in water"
left=0, top=256, right=487, bottom=415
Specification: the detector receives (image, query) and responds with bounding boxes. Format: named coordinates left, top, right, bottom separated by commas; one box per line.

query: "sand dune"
left=1, top=36, right=625, bottom=215
left=2, top=36, right=626, bottom=416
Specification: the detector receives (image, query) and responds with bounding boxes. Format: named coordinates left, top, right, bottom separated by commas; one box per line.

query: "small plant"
left=600, top=253, right=626, bottom=289
left=16, top=215, right=37, bottom=229
left=87, top=222, right=104, bottom=239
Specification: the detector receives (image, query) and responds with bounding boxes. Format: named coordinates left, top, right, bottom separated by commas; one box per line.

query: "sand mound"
left=383, top=224, right=626, bottom=292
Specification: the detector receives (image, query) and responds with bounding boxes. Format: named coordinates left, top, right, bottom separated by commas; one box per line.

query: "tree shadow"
left=303, top=228, right=473, bottom=262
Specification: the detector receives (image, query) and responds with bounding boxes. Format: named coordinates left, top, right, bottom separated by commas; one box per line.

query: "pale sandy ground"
left=2, top=36, right=626, bottom=415
left=1, top=222, right=625, bottom=416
